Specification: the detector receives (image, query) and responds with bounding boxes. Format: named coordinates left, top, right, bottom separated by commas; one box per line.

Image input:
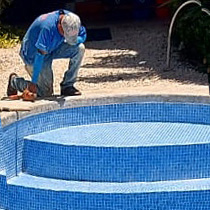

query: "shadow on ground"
left=82, top=19, right=208, bottom=86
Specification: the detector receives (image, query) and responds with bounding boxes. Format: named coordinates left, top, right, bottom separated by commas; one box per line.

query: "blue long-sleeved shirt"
left=20, top=9, right=86, bottom=76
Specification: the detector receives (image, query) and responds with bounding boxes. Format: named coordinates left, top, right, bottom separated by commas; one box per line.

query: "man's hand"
left=9, top=89, right=37, bottom=102
left=8, top=82, right=37, bottom=102
left=22, top=82, right=37, bottom=102
left=21, top=89, right=37, bottom=102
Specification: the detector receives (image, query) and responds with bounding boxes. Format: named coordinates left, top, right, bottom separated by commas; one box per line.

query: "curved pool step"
left=23, top=122, right=210, bottom=182
left=8, top=173, right=210, bottom=210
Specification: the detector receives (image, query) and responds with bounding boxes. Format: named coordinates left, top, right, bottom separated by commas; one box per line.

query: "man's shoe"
left=7, top=73, right=18, bottom=96
left=61, top=86, right=81, bottom=96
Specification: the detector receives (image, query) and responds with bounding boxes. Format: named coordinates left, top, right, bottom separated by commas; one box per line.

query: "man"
left=7, top=9, right=86, bottom=100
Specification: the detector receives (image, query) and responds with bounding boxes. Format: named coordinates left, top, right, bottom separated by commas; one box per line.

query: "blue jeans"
left=13, top=42, right=85, bottom=96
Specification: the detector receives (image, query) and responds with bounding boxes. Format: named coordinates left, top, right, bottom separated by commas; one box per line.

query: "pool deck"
left=1, top=86, right=210, bottom=127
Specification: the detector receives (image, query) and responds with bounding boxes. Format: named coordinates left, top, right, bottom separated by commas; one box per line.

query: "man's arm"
left=77, top=26, right=87, bottom=44
left=29, top=26, right=51, bottom=93
left=21, top=48, right=47, bottom=101
left=26, top=49, right=46, bottom=95
left=32, top=27, right=51, bottom=86
left=32, top=49, right=47, bottom=84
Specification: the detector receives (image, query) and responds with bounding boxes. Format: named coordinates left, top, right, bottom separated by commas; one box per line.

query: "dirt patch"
left=0, top=19, right=208, bottom=99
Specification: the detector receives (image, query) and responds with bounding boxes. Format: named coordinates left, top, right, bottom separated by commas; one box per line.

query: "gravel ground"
left=0, top=19, right=208, bottom=99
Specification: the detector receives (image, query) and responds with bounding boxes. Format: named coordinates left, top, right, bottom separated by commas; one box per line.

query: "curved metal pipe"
left=202, top=8, right=210, bottom=16
left=200, top=7, right=210, bottom=94
left=166, top=0, right=202, bottom=68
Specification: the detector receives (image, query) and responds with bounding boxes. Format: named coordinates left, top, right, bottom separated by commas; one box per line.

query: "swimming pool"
left=1, top=95, right=210, bottom=209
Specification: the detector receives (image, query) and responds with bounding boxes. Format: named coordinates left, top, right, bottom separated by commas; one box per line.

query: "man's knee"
left=78, top=43, right=85, bottom=55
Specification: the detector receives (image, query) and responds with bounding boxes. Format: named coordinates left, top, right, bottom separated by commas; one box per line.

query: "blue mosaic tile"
left=0, top=120, right=4, bottom=171
left=2, top=124, right=17, bottom=179
left=23, top=128, right=210, bottom=182
left=4, top=102, right=210, bottom=178
left=2, top=102, right=210, bottom=209
left=0, top=171, right=8, bottom=209
left=7, top=173, right=210, bottom=210
left=26, top=122, right=210, bottom=146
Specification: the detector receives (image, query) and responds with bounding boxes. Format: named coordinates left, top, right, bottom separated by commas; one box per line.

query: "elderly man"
left=7, top=9, right=86, bottom=100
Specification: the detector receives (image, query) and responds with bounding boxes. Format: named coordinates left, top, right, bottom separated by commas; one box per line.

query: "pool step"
left=23, top=122, right=210, bottom=182
left=7, top=173, right=210, bottom=210
left=0, top=170, right=8, bottom=210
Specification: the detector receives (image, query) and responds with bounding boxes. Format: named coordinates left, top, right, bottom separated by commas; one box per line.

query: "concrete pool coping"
left=1, top=89, right=210, bottom=127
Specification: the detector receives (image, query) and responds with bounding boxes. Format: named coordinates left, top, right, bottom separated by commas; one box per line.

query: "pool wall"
left=7, top=186, right=210, bottom=210
left=23, top=138, right=210, bottom=182
left=0, top=120, right=3, bottom=171
left=1, top=94, right=210, bottom=209
left=3, top=101, right=210, bottom=180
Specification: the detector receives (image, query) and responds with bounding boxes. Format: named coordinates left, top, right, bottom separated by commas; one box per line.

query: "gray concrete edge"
left=1, top=93, right=210, bottom=127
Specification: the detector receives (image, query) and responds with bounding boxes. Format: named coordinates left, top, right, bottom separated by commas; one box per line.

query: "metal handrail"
left=166, top=0, right=202, bottom=68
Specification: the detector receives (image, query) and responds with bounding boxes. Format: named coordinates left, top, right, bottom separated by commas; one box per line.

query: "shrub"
left=169, top=0, right=210, bottom=72
left=0, top=0, right=26, bottom=48
left=0, top=24, right=24, bottom=48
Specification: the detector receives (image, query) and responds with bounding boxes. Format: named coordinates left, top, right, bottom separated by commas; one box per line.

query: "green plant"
left=0, top=24, right=24, bottom=48
left=0, top=0, right=25, bottom=48
left=168, top=0, right=210, bottom=72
